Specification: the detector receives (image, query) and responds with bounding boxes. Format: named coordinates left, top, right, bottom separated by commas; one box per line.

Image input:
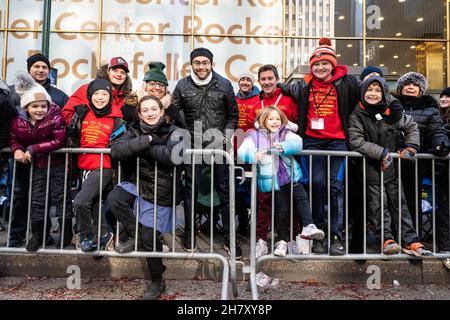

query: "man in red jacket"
left=62, top=57, right=132, bottom=124
left=247, top=64, right=300, bottom=258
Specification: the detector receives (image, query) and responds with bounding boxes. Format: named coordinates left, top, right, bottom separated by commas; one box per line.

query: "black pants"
left=435, top=163, right=450, bottom=251
left=274, top=183, right=313, bottom=241
left=31, top=164, right=73, bottom=225
left=73, top=169, right=112, bottom=236
left=106, top=185, right=137, bottom=238
left=9, top=162, right=52, bottom=239
left=183, top=162, right=230, bottom=239
left=367, top=181, right=419, bottom=245
left=106, top=185, right=165, bottom=280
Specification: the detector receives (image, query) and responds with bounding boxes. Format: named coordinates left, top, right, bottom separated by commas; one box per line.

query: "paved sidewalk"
left=1, top=277, right=450, bottom=300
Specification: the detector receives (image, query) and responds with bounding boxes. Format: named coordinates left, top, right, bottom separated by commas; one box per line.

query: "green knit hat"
left=143, top=62, right=168, bottom=86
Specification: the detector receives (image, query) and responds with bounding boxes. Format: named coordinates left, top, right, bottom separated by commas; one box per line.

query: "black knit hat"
left=87, top=79, right=112, bottom=108
left=360, top=66, right=383, bottom=81
left=143, top=62, right=169, bottom=86
left=440, top=87, right=450, bottom=98
left=27, top=53, right=51, bottom=72
left=190, top=47, right=213, bottom=64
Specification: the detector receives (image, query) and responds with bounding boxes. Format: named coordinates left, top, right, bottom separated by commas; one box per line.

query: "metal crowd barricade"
left=247, top=149, right=450, bottom=300
left=0, top=147, right=239, bottom=300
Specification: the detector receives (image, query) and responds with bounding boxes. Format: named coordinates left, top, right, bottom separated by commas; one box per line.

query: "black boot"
left=55, top=220, right=74, bottom=248
left=143, top=280, right=166, bottom=300
left=26, top=222, right=44, bottom=252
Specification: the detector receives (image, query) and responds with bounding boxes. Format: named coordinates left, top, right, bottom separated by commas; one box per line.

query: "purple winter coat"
left=10, top=103, right=66, bottom=168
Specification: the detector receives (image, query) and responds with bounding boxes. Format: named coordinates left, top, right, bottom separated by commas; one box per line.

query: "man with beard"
left=173, top=48, right=241, bottom=258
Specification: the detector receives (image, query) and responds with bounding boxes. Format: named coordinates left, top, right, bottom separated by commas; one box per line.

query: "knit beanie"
left=238, top=71, right=255, bottom=85
left=397, top=72, right=428, bottom=95
left=87, top=79, right=112, bottom=108
left=143, top=62, right=169, bottom=86
left=309, top=38, right=337, bottom=70
left=15, top=72, right=51, bottom=108
left=440, top=87, right=450, bottom=98
left=27, top=53, right=51, bottom=72
left=190, top=47, right=213, bottom=64
left=360, top=66, right=383, bottom=81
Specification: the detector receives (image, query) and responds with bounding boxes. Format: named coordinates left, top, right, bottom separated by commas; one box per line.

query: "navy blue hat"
left=360, top=66, right=383, bottom=81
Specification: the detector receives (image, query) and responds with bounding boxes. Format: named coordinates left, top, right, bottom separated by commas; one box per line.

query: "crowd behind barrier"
left=1, top=41, right=450, bottom=301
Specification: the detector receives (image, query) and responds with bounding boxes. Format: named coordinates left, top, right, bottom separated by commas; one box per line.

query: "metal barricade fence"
left=246, top=150, right=450, bottom=300
left=0, top=147, right=239, bottom=300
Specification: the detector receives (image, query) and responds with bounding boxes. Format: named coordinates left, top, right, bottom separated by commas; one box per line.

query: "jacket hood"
left=96, top=64, right=133, bottom=95
left=360, top=76, right=389, bottom=106
left=304, top=65, right=348, bottom=85
left=237, top=85, right=260, bottom=99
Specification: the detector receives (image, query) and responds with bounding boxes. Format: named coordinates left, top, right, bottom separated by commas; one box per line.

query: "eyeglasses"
left=192, top=61, right=211, bottom=68
left=146, top=81, right=166, bottom=89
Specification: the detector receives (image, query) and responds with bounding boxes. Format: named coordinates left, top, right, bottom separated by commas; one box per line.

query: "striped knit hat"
left=309, top=38, right=337, bottom=70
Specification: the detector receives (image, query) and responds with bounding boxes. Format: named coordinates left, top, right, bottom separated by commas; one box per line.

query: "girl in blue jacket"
left=238, top=107, right=324, bottom=256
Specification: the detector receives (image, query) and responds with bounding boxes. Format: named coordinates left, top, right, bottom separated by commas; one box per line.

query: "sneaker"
left=8, top=236, right=25, bottom=248
left=301, top=224, right=325, bottom=241
left=143, top=280, right=166, bottom=300
left=330, top=236, right=345, bottom=256
left=255, top=239, right=268, bottom=258
left=274, top=240, right=288, bottom=257
left=99, top=232, right=114, bottom=251
left=439, top=251, right=450, bottom=270
left=403, top=242, right=433, bottom=257
left=181, top=234, right=197, bottom=252
left=80, top=234, right=97, bottom=252
left=383, top=239, right=401, bottom=255
left=288, top=240, right=301, bottom=255
left=115, top=237, right=136, bottom=254
left=224, top=239, right=243, bottom=260
left=255, top=272, right=272, bottom=287
left=55, top=234, right=73, bottom=249
left=312, top=239, right=327, bottom=254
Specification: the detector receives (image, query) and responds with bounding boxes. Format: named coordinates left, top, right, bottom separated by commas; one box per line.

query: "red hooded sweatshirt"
left=77, top=104, right=123, bottom=171
left=305, top=65, right=347, bottom=140
left=62, top=83, right=125, bottom=125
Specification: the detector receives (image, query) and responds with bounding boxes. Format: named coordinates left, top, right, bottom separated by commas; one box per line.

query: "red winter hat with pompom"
left=309, top=38, right=337, bottom=70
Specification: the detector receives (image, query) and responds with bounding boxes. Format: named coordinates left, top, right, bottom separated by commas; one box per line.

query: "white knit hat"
left=15, top=72, right=51, bottom=108
left=238, top=71, right=255, bottom=85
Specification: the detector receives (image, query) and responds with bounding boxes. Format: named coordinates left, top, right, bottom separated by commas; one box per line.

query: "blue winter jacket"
left=237, top=126, right=303, bottom=192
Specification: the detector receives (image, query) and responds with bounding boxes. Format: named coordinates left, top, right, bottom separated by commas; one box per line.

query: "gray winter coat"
left=349, top=106, right=419, bottom=184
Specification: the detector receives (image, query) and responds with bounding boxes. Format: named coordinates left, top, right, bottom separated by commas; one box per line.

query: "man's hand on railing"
left=398, top=147, right=417, bottom=161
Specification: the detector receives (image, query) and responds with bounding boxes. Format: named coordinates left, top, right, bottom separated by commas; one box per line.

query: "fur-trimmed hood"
left=96, top=64, right=133, bottom=95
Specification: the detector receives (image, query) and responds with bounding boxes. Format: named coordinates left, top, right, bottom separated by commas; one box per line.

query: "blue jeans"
left=303, top=138, right=347, bottom=240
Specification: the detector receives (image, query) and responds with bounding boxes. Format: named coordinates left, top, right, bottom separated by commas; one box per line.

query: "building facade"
left=0, top=0, right=448, bottom=94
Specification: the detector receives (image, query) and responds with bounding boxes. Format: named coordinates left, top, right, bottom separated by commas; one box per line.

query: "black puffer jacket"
left=395, top=94, right=449, bottom=153
left=111, top=120, right=182, bottom=207
left=0, top=81, right=18, bottom=149
left=172, top=71, right=238, bottom=139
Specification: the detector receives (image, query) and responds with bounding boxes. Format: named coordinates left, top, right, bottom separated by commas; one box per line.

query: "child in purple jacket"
left=10, top=72, right=73, bottom=252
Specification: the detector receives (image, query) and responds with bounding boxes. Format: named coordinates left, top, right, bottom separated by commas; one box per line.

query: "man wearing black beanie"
left=173, top=48, right=241, bottom=258
left=10, top=53, right=68, bottom=111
